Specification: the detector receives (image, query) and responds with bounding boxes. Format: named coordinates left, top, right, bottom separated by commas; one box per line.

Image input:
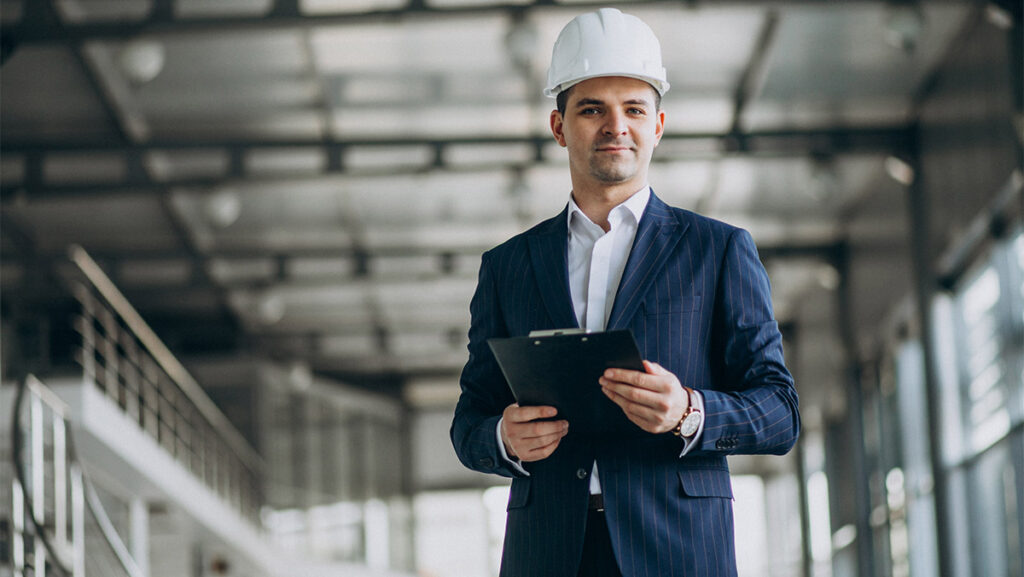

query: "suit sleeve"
left=450, top=250, right=526, bottom=478
left=696, top=228, right=801, bottom=456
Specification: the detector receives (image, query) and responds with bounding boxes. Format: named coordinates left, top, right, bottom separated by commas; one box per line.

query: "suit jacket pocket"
left=507, top=478, right=531, bottom=510
left=678, top=468, right=733, bottom=499
left=644, top=295, right=702, bottom=316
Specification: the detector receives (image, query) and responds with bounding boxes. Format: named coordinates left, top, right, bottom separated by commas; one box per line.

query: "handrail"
left=82, top=473, right=146, bottom=577
left=11, top=376, right=74, bottom=576
left=10, top=374, right=147, bottom=577
left=67, top=244, right=263, bottom=472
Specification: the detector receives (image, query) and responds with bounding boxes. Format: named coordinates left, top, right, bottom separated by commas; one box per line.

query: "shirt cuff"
left=677, top=389, right=706, bottom=458
left=496, top=417, right=530, bottom=476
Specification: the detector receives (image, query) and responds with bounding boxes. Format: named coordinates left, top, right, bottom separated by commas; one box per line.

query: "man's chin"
left=588, top=159, right=634, bottom=181
left=591, top=169, right=636, bottom=184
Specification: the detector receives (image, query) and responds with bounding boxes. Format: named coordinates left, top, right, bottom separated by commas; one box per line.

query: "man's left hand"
left=600, top=361, right=687, bottom=434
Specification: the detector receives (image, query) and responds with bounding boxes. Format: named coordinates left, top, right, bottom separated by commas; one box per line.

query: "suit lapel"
left=527, top=207, right=579, bottom=330
left=607, top=193, right=688, bottom=330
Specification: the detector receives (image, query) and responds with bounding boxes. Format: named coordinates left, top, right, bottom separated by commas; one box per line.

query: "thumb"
left=643, top=360, right=669, bottom=375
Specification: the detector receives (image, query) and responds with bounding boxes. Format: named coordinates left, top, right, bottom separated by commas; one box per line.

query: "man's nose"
left=602, top=111, right=628, bottom=135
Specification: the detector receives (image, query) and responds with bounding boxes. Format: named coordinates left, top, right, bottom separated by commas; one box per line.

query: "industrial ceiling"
left=0, top=0, right=984, bottom=399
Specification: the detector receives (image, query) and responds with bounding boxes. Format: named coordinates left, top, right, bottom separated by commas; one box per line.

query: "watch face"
left=680, top=412, right=702, bottom=437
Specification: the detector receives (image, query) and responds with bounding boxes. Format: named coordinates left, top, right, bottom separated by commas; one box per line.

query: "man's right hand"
left=501, top=404, right=569, bottom=462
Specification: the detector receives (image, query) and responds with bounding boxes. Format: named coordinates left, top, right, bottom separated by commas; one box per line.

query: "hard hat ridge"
left=544, top=7, right=669, bottom=98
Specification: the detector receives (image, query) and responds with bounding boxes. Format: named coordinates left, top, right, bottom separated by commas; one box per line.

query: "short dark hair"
left=555, top=82, right=662, bottom=116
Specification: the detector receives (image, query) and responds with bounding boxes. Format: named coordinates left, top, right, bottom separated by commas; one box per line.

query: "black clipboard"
left=487, top=330, right=646, bottom=436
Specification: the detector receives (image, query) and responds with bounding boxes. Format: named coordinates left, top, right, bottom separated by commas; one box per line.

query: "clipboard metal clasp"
left=528, top=328, right=586, bottom=338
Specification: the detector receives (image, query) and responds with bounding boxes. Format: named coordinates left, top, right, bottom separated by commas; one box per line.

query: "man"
left=451, top=8, right=800, bottom=577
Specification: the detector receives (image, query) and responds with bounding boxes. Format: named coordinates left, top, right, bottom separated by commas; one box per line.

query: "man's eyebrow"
left=573, top=97, right=652, bottom=108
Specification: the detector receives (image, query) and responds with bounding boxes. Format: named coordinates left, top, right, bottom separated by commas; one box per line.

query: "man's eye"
left=628, top=108, right=646, bottom=115
left=581, top=108, right=600, bottom=115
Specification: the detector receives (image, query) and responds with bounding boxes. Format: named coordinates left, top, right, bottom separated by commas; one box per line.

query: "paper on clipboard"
left=487, top=330, right=646, bottom=436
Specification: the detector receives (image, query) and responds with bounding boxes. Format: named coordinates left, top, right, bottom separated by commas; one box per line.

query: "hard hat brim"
left=543, top=73, right=670, bottom=98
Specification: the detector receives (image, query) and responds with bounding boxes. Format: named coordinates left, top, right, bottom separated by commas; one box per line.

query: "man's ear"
left=550, top=110, right=567, bottom=147
left=654, top=109, right=666, bottom=146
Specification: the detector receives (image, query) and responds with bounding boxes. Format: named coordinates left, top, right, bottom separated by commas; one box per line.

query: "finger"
left=520, top=437, right=564, bottom=461
left=601, top=369, right=667, bottom=392
left=507, top=404, right=559, bottom=423
left=516, top=420, right=568, bottom=440
left=523, top=429, right=568, bottom=450
left=602, top=384, right=637, bottom=413
left=603, top=386, right=671, bottom=425
left=505, top=418, right=566, bottom=445
left=643, top=360, right=670, bottom=376
left=602, top=388, right=663, bottom=429
left=601, top=381, right=664, bottom=409
left=603, top=385, right=655, bottom=417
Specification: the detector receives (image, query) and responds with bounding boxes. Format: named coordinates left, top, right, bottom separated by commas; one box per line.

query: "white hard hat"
left=544, top=8, right=669, bottom=98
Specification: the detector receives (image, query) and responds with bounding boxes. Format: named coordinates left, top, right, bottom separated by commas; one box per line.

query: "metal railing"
left=6, top=375, right=144, bottom=577
left=64, top=245, right=264, bottom=525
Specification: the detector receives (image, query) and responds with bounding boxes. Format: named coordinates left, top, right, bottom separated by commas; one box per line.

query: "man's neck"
left=571, top=183, right=647, bottom=231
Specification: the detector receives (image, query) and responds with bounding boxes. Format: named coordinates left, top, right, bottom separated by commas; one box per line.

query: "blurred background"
left=0, top=1, right=1020, bottom=576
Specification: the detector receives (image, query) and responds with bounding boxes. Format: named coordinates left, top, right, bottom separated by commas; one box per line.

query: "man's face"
left=550, top=77, right=665, bottom=192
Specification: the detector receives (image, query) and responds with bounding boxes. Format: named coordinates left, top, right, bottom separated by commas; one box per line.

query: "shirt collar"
left=567, top=186, right=651, bottom=233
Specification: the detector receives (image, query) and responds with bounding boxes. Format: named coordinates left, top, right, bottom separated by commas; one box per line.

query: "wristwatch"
left=673, top=387, right=703, bottom=439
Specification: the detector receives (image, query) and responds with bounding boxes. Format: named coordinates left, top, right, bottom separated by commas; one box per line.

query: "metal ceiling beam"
left=0, top=240, right=842, bottom=290
left=1, top=127, right=912, bottom=154
left=729, top=9, right=779, bottom=135
left=2, top=0, right=917, bottom=45
left=0, top=126, right=915, bottom=201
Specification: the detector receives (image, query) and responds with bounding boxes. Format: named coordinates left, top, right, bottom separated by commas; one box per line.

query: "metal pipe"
left=54, top=417, right=68, bottom=553
left=30, top=394, right=46, bottom=576
left=71, top=466, right=84, bottom=577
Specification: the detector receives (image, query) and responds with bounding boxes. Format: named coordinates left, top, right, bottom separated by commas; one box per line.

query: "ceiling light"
left=204, top=187, right=242, bottom=228
left=809, top=155, right=839, bottom=200
left=885, top=156, right=915, bottom=186
left=884, top=4, right=925, bottom=54
left=984, top=3, right=1014, bottom=30
left=505, top=17, right=539, bottom=71
left=118, top=38, right=166, bottom=86
left=257, top=293, right=286, bottom=325
left=288, top=362, right=312, bottom=391
left=816, top=264, right=840, bottom=291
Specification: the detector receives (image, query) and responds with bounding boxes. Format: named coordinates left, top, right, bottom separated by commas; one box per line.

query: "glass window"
left=1016, top=232, right=1024, bottom=325
left=943, top=226, right=1024, bottom=577
left=965, top=439, right=1016, bottom=577
left=1012, top=231, right=1024, bottom=422
left=955, top=265, right=1011, bottom=453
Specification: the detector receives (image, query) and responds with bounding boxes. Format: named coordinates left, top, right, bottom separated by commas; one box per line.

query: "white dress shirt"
left=497, top=186, right=704, bottom=492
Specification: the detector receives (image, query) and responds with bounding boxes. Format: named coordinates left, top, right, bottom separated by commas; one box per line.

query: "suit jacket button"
left=480, top=457, right=494, bottom=468
left=576, top=468, right=588, bottom=479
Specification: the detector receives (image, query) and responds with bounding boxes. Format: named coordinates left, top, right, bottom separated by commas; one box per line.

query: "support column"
left=795, top=435, right=814, bottom=577
left=904, top=138, right=955, bottom=577
left=834, top=242, right=875, bottom=577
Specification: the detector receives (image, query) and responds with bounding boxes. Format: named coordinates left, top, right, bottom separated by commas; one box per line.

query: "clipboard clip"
left=528, top=328, right=587, bottom=337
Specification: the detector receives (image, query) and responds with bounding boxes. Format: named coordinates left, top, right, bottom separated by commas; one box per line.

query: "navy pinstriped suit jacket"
left=451, top=192, right=800, bottom=577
